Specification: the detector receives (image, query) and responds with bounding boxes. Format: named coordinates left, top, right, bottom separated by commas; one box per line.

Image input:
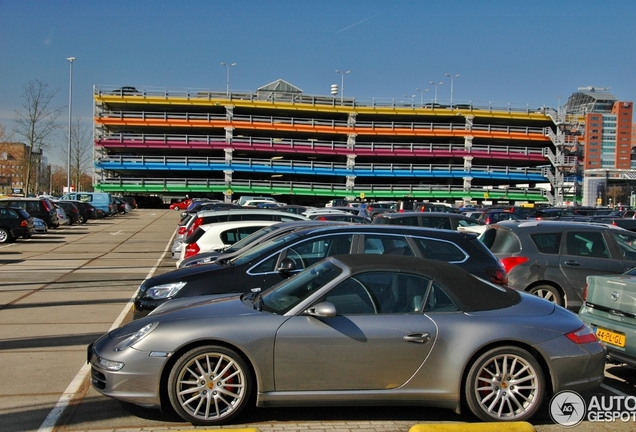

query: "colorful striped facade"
left=93, top=81, right=561, bottom=204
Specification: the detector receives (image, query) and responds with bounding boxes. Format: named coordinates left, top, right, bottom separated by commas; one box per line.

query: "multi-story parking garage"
left=93, top=80, right=571, bottom=205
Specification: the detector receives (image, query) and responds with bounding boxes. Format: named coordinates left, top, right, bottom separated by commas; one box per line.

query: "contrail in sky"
left=336, top=11, right=386, bottom=33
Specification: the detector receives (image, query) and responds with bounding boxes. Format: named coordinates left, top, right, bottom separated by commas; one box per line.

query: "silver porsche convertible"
left=88, top=254, right=605, bottom=425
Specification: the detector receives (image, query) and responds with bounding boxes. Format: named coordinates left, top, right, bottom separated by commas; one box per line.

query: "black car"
left=178, top=220, right=349, bottom=268
left=135, top=225, right=507, bottom=318
left=481, top=220, right=636, bottom=310
left=0, top=197, right=59, bottom=228
left=372, top=211, right=483, bottom=230
left=70, top=200, right=98, bottom=221
left=0, top=206, right=35, bottom=243
left=54, top=201, right=82, bottom=224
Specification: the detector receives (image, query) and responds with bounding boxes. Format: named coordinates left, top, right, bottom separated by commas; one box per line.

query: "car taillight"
left=485, top=217, right=492, bottom=224
left=20, top=220, right=28, bottom=227
left=187, top=218, right=203, bottom=237
left=565, top=325, right=598, bottom=344
left=177, top=226, right=186, bottom=235
left=499, top=256, right=530, bottom=273
left=184, top=242, right=200, bottom=259
left=484, top=266, right=508, bottom=285
left=582, top=283, right=588, bottom=301
left=42, top=200, right=52, bottom=211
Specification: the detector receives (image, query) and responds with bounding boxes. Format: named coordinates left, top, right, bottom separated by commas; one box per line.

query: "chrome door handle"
left=403, top=333, right=431, bottom=344
left=564, top=260, right=580, bottom=266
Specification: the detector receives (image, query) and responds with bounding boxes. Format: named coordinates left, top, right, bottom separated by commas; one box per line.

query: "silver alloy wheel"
left=466, top=346, right=544, bottom=421
left=169, top=346, right=249, bottom=425
left=528, top=284, right=563, bottom=307
left=0, top=228, right=10, bottom=243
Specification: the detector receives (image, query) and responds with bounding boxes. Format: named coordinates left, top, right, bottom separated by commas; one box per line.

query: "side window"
left=613, top=232, right=636, bottom=261
left=323, top=272, right=434, bottom=315
left=286, top=235, right=353, bottom=268
left=394, top=216, right=419, bottom=226
left=423, top=282, right=459, bottom=313
left=220, top=227, right=262, bottom=244
left=323, top=278, right=377, bottom=315
left=412, top=237, right=467, bottom=262
left=362, top=234, right=414, bottom=256
left=420, top=217, right=451, bottom=230
left=457, top=218, right=480, bottom=227
left=531, top=233, right=561, bottom=254
left=564, top=231, right=609, bottom=259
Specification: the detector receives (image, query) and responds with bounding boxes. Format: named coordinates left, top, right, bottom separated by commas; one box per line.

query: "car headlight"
left=146, top=281, right=187, bottom=300
left=115, top=322, right=157, bottom=351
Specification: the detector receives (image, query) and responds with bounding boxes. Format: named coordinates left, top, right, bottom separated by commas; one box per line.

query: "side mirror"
left=277, top=257, right=296, bottom=273
left=305, top=302, right=337, bottom=318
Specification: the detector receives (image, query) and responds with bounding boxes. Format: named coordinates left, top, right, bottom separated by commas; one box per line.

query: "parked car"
left=528, top=208, right=575, bottom=220
left=414, top=202, right=456, bottom=213
left=54, top=204, right=70, bottom=226
left=172, top=209, right=309, bottom=258
left=54, top=200, right=82, bottom=225
left=90, top=254, right=605, bottom=426
left=476, top=209, right=522, bottom=225
left=177, top=220, right=278, bottom=267
left=61, top=192, right=116, bottom=217
left=70, top=200, right=97, bottom=222
left=136, top=224, right=508, bottom=318
left=373, top=212, right=484, bottom=232
left=0, top=206, right=35, bottom=243
left=481, top=220, right=636, bottom=310
left=32, top=217, right=48, bottom=234
left=365, top=202, right=397, bottom=219
left=170, top=198, right=192, bottom=211
left=308, top=213, right=371, bottom=223
left=178, top=220, right=348, bottom=268
left=0, top=197, right=59, bottom=229
left=579, top=268, right=636, bottom=368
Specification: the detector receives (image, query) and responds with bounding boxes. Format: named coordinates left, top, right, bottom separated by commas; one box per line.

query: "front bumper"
left=87, top=338, right=169, bottom=407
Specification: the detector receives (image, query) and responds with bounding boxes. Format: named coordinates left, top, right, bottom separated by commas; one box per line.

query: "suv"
left=372, top=212, right=484, bottom=232
left=0, top=206, right=35, bottom=243
left=365, top=202, right=397, bottom=219
left=0, top=197, right=59, bottom=228
left=135, top=225, right=507, bottom=318
left=481, top=220, right=636, bottom=310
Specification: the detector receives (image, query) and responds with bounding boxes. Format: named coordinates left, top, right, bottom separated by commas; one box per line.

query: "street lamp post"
left=445, top=73, right=460, bottom=107
left=335, top=70, right=350, bottom=104
left=416, top=88, right=429, bottom=106
left=429, top=81, right=443, bottom=103
left=66, top=57, right=75, bottom=195
left=221, top=62, right=236, bottom=97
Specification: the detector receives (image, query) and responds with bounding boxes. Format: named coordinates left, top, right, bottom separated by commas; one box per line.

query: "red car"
left=169, top=198, right=191, bottom=211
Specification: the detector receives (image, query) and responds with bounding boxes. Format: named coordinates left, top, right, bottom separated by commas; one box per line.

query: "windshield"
left=230, top=231, right=303, bottom=266
left=259, top=260, right=343, bottom=314
left=225, top=225, right=281, bottom=252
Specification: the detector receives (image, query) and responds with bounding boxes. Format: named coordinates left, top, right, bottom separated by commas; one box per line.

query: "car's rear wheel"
left=168, top=345, right=252, bottom=426
left=528, top=284, right=563, bottom=307
left=77, top=214, right=86, bottom=224
left=465, top=346, right=545, bottom=422
left=0, top=228, right=13, bottom=243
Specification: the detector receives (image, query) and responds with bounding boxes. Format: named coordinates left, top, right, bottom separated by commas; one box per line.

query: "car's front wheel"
left=168, top=345, right=252, bottom=426
left=0, top=228, right=13, bottom=243
left=465, top=346, right=545, bottom=422
left=528, top=284, right=564, bottom=307
left=78, top=214, right=86, bottom=224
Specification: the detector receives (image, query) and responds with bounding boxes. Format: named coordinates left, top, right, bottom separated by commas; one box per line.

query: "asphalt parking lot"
left=0, top=209, right=634, bottom=432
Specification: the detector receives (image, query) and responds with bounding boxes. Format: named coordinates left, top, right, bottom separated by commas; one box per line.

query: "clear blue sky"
left=1, top=0, right=635, bottom=166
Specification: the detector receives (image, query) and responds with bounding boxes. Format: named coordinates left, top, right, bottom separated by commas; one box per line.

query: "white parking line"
left=37, top=226, right=177, bottom=432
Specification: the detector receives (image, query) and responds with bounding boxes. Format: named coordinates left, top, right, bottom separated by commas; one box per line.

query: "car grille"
left=91, top=367, right=107, bottom=390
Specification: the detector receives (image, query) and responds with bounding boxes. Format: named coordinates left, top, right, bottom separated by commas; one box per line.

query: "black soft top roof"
left=332, top=254, right=520, bottom=312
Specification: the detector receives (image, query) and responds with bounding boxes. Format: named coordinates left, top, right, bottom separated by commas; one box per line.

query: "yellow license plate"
left=595, top=327, right=626, bottom=348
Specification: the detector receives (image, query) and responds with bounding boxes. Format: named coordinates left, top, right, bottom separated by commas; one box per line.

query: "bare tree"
left=60, top=117, right=93, bottom=192
left=13, top=80, right=63, bottom=195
